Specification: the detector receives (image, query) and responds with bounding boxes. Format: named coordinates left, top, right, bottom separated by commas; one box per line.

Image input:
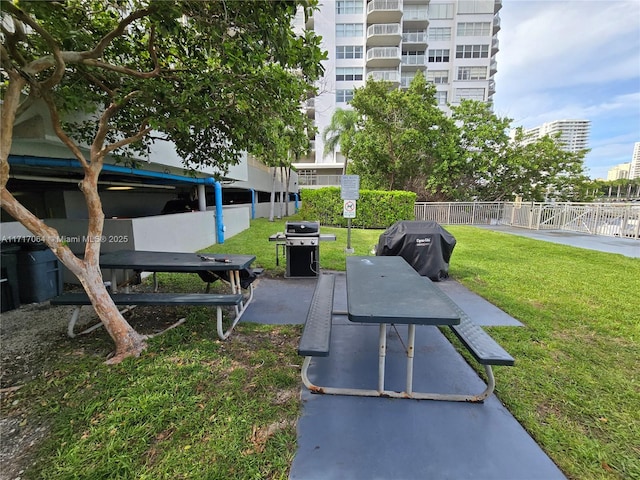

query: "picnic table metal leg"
left=67, top=306, right=105, bottom=338
left=378, top=323, right=387, bottom=393
left=300, top=325, right=498, bottom=402
left=406, top=324, right=416, bottom=395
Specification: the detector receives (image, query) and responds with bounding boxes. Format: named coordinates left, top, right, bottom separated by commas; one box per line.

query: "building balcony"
left=492, top=15, right=501, bottom=34
left=402, top=7, right=428, bottom=27
left=367, top=0, right=403, bottom=23
left=494, top=0, right=502, bottom=13
left=491, top=37, right=500, bottom=54
left=402, top=31, right=428, bottom=49
left=488, top=79, right=496, bottom=96
left=366, top=47, right=401, bottom=67
left=401, top=54, right=426, bottom=70
left=490, top=60, right=498, bottom=75
left=367, top=69, right=400, bottom=86
left=367, top=23, right=402, bottom=46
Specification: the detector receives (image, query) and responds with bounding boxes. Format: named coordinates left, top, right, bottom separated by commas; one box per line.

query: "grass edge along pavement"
left=2, top=219, right=638, bottom=479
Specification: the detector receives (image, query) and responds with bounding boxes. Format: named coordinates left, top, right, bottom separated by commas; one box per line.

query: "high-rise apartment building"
left=630, top=142, right=640, bottom=180
left=512, top=120, right=591, bottom=153
left=293, top=0, right=502, bottom=185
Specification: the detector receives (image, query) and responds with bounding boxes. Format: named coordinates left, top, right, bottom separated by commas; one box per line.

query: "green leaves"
left=4, top=0, right=326, bottom=175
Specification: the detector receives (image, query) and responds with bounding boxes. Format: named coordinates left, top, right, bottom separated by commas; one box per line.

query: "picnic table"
left=51, top=250, right=257, bottom=340
left=298, top=256, right=514, bottom=402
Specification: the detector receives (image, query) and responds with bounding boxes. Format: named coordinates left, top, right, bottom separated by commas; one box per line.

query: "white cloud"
left=496, top=0, right=640, bottom=90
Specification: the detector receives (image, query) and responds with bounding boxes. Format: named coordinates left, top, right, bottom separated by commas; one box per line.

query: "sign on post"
left=343, top=199, right=356, bottom=218
left=340, top=175, right=360, bottom=253
left=340, top=175, right=360, bottom=200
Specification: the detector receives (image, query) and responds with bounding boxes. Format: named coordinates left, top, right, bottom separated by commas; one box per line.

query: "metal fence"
left=414, top=202, right=640, bottom=240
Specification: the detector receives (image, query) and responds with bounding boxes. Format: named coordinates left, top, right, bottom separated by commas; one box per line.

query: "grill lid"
left=285, top=221, right=319, bottom=236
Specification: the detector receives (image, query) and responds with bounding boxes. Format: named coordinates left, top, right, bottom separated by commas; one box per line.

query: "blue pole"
left=250, top=189, right=256, bottom=220
left=214, top=181, right=224, bottom=244
left=295, top=192, right=299, bottom=212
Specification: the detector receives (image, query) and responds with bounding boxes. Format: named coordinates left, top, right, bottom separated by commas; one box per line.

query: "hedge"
left=299, top=187, right=416, bottom=228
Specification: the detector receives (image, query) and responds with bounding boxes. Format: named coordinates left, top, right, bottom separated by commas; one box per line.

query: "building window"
left=454, top=88, right=485, bottom=102
left=428, top=3, right=454, bottom=19
left=336, top=23, right=364, bottom=37
left=336, top=0, right=363, bottom=14
left=458, top=0, right=494, bottom=14
left=427, top=70, right=449, bottom=84
left=457, top=22, right=491, bottom=36
left=455, top=44, right=489, bottom=59
left=428, top=49, right=450, bottom=62
left=436, top=91, right=448, bottom=105
left=336, top=67, right=363, bottom=81
left=336, top=89, right=354, bottom=103
left=401, top=74, right=415, bottom=88
left=402, top=50, right=426, bottom=66
left=336, top=45, right=364, bottom=59
left=457, top=66, right=487, bottom=80
left=428, top=27, right=452, bottom=41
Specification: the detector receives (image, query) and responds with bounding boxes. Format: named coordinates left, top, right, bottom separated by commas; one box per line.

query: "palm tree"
left=322, top=108, right=359, bottom=174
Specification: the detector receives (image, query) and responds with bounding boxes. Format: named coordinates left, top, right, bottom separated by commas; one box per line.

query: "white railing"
left=367, top=0, right=402, bottom=15
left=368, top=70, right=400, bottom=82
left=401, top=54, right=426, bottom=66
left=367, top=23, right=401, bottom=37
left=402, top=31, right=427, bottom=43
left=298, top=174, right=342, bottom=187
left=414, top=202, right=640, bottom=239
left=366, top=47, right=400, bottom=61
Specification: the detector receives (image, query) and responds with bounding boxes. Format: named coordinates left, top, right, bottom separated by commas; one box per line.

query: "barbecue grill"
left=285, top=221, right=320, bottom=277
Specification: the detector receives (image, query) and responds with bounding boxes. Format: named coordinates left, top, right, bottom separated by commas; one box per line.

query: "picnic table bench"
left=50, top=250, right=257, bottom=340
left=297, top=257, right=514, bottom=402
left=51, top=292, right=244, bottom=339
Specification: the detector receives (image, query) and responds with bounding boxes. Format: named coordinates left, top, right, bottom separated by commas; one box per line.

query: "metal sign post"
left=341, top=175, right=360, bottom=253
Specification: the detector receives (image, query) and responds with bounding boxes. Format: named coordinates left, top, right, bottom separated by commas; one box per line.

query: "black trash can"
left=376, top=221, right=456, bottom=281
left=15, top=240, right=64, bottom=303
left=1, top=243, right=22, bottom=312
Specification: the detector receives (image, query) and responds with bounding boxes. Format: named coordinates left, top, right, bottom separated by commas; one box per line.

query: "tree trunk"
left=1, top=71, right=145, bottom=364
left=284, top=166, right=291, bottom=217
left=269, top=166, right=277, bottom=221
left=278, top=166, right=284, bottom=219
left=0, top=190, right=147, bottom=363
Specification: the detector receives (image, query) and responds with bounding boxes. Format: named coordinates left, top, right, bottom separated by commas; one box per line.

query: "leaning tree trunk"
left=0, top=188, right=147, bottom=363
left=0, top=73, right=146, bottom=363
left=268, top=166, right=277, bottom=222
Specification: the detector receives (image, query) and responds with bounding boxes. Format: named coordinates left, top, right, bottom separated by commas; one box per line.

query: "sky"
left=491, top=0, right=640, bottom=180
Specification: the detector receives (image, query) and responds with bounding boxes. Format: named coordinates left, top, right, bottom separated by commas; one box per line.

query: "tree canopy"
left=345, top=75, right=591, bottom=202
left=0, top=0, right=326, bottom=362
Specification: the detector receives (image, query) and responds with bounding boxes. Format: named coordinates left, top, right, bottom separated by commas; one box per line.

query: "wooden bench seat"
left=50, top=291, right=245, bottom=340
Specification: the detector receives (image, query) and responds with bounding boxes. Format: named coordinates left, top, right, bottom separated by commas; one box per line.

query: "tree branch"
left=41, top=93, right=90, bottom=169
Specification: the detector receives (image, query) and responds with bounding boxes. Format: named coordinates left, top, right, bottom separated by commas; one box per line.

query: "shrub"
left=299, top=187, right=416, bottom=228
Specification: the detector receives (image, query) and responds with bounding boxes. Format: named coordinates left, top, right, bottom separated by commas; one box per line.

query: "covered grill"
left=376, top=221, right=456, bottom=281
left=285, top=221, right=320, bottom=277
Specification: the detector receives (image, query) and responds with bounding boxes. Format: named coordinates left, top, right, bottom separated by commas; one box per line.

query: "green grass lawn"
left=3, top=218, right=638, bottom=479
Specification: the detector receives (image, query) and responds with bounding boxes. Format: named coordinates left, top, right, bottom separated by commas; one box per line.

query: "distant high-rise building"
left=607, top=162, right=631, bottom=181
left=630, top=142, right=640, bottom=180
left=293, top=0, right=502, bottom=185
left=512, top=120, right=591, bottom=153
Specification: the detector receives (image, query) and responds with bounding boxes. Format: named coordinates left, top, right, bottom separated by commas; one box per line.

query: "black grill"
left=285, top=221, right=320, bottom=277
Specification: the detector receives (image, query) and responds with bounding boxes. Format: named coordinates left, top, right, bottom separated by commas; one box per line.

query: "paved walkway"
left=241, top=229, right=635, bottom=479
left=478, top=225, right=639, bottom=258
